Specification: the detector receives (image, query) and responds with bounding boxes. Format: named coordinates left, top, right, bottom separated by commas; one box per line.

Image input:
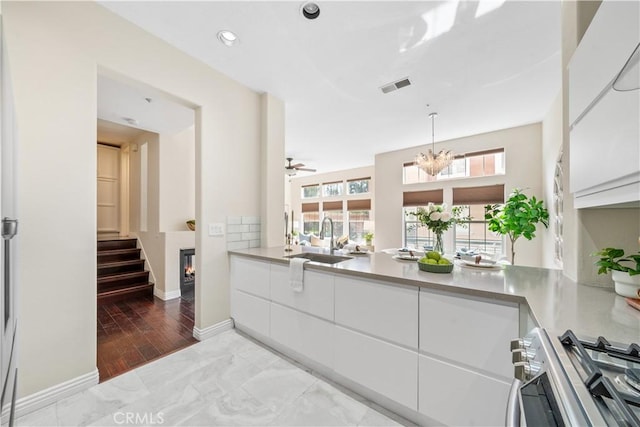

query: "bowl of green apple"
left=418, top=251, right=454, bottom=273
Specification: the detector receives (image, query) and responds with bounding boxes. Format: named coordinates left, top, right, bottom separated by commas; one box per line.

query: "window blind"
left=452, top=184, right=504, bottom=205
left=402, top=189, right=444, bottom=207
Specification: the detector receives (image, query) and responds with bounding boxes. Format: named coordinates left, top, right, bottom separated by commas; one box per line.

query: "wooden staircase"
left=97, top=239, right=153, bottom=305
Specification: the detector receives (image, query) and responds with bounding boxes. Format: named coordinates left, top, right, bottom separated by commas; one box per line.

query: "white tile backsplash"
left=227, top=216, right=261, bottom=250
left=242, top=216, right=260, bottom=225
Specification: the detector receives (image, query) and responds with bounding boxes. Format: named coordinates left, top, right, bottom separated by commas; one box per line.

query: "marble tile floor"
left=17, top=329, right=408, bottom=427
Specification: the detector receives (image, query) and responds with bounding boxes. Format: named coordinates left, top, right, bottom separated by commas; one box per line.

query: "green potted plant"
left=364, top=232, right=374, bottom=246
left=485, top=189, right=549, bottom=265
left=593, top=247, right=640, bottom=298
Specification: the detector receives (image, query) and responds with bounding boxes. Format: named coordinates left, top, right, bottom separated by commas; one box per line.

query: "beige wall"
left=159, top=125, right=195, bottom=232
left=375, top=123, right=544, bottom=267
left=541, top=94, right=563, bottom=270
left=260, top=94, right=285, bottom=247
left=3, top=1, right=269, bottom=398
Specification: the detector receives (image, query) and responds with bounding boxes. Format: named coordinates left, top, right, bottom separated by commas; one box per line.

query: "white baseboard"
left=193, top=318, right=234, bottom=341
left=13, top=368, right=99, bottom=419
left=154, top=288, right=181, bottom=301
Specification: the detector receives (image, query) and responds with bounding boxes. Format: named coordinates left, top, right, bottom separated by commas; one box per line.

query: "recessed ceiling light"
left=217, top=30, right=238, bottom=47
left=301, top=2, right=320, bottom=20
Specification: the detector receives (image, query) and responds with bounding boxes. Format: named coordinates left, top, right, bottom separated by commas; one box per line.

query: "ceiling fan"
left=285, top=157, right=316, bottom=176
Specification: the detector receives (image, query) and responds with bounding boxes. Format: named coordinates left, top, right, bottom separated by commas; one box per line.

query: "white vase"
left=611, top=270, right=640, bottom=299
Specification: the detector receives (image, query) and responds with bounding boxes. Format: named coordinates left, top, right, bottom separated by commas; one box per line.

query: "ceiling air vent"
left=380, top=77, right=412, bottom=94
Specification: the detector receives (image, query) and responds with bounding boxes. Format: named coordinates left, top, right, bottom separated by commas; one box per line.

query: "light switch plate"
left=208, top=223, right=225, bottom=237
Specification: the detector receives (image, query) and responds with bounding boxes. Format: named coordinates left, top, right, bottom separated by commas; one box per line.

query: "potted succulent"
left=485, top=188, right=549, bottom=265
left=364, top=232, right=374, bottom=246
left=593, top=247, right=640, bottom=298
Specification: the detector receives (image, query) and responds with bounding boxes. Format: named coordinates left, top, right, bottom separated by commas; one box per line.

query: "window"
left=403, top=206, right=435, bottom=249
left=347, top=199, right=372, bottom=242
left=402, top=190, right=443, bottom=249
left=553, top=150, right=564, bottom=265
left=453, top=205, right=503, bottom=256
left=452, top=184, right=505, bottom=256
left=322, top=181, right=343, bottom=197
left=322, top=201, right=344, bottom=237
left=403, top=149, right=505, bottom=184
left=301, top=184, right=320, bottom=199
left=347, top=177, right=370, bottom=194
left=302, top=202, right=319, bottom=234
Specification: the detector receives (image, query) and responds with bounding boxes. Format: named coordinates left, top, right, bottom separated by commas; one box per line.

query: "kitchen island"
left=228, top=246, right=640, bottom=426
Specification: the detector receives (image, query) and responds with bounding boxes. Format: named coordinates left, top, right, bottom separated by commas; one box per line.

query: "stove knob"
left=528, top=361, right=542, bottom=377
left=514, top=362, right=528, bottom=381
left=512, top=349, right=526, bottom=363
left=510, top=337, right=533, bottom=351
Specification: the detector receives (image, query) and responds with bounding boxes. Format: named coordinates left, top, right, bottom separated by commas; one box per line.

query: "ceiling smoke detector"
left=380, top=78, right=412, bottom=94
left=301, top=2, right=320, bottom=20
left=217, top=30, right=238, bottom=47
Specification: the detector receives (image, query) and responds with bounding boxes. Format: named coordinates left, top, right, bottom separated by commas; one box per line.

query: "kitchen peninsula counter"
left=229, top=246, right=640, bottom=347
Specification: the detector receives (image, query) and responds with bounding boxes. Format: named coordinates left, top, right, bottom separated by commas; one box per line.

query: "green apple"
left=426, top=251, right=441, bottom=261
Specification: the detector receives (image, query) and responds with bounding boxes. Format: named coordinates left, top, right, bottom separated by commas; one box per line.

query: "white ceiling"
left=98, top=0, right=561, bottom=174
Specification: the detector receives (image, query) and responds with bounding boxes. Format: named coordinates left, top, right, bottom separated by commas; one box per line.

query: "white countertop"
left=229, top=246, right=640, bottom=345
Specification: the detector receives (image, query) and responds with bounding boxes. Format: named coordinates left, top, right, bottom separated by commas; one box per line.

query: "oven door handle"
left=505, top=378, right=522, bottom=427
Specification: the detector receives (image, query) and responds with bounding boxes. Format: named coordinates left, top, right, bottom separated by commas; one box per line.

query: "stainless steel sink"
left=285, top=253, right=353, bottom=264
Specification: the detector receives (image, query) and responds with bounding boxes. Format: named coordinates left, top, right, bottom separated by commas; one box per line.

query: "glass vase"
left=433, top=232, right=444, bottom=254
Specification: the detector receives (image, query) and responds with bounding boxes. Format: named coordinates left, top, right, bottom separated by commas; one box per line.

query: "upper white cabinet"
left=334, top=276, right=418, bottom=349
left=569, top=0, right=640, bottom=207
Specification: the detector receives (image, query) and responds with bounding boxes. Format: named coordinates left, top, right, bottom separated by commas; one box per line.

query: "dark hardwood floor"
left=97, top=295, right=197, bottom=382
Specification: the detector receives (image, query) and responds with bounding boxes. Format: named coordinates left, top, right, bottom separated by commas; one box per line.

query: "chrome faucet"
left=320, top=216, right=335, bottom=255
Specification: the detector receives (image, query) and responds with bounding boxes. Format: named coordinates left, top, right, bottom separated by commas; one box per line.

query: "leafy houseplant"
left=594, top=248, right=640, bottom=276
left=408, top=203, right=467, bottom=253
left=485, top=189, right=549, bottom=265
left=364, top=232, right=374, bottom=246
left=593, top=247, right=640, bottom=298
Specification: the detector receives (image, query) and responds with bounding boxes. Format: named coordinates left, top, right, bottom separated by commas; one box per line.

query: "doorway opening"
left=96, top=73, right=197, bottom=381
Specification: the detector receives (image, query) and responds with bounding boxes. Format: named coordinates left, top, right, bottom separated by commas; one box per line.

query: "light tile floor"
left=17, top=330, right=407, bottom=426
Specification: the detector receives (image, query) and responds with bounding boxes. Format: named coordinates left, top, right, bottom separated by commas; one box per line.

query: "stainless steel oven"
left=507, top=328, right=640, bottom=426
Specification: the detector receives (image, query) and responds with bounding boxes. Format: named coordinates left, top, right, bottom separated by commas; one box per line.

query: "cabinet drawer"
left=419, top=290, right=517, bottom=379
left=230, top=256, right=270, bottom=299
left=418, top=354, right=510, bottom=426
left=270, top=302, right=334, bottom=369
left=335, top=276, right=418, bottom=348
left=334, top=326, right=418, bottom=411
left=270, top=264, right=334, bottom=321
left=231, top=290, right=270, bottom=338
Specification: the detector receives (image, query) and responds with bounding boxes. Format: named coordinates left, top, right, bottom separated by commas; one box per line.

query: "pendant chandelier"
left=415, top=112, right=454, bottom=176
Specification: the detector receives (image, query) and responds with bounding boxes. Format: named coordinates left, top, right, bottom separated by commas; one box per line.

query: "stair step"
left=98, top=271, right=149, bottom=291
left=98, top=238, right=138, bottom=252
left=98, top=260, right=145, bottom=277
left=97, top=283, right=154, bottom=306
left=98, top=248, right=141, bottom=264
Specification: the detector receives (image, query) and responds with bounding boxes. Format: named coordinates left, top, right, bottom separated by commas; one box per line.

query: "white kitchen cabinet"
left=229, top=255, right=270, bottom=298
left=568, top=0, right=640, bottom=207
left=418, top=354, right=510, bottom=426
left=270, top=302, right=334, bottom=368
left=334, top=326, right=418, bottom=411
left=270, top=264, right=334, bottom=321
left=569, top=1, right=639, bottom=125
left=420, top=290, right=518, bottom=380
left=231, top=290, right=270, bottom=338
left=334, top=276, right=418, bottom=348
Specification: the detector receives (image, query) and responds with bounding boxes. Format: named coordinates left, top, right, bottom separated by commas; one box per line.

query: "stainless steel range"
left=507, top=328, right=640, bottom=426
